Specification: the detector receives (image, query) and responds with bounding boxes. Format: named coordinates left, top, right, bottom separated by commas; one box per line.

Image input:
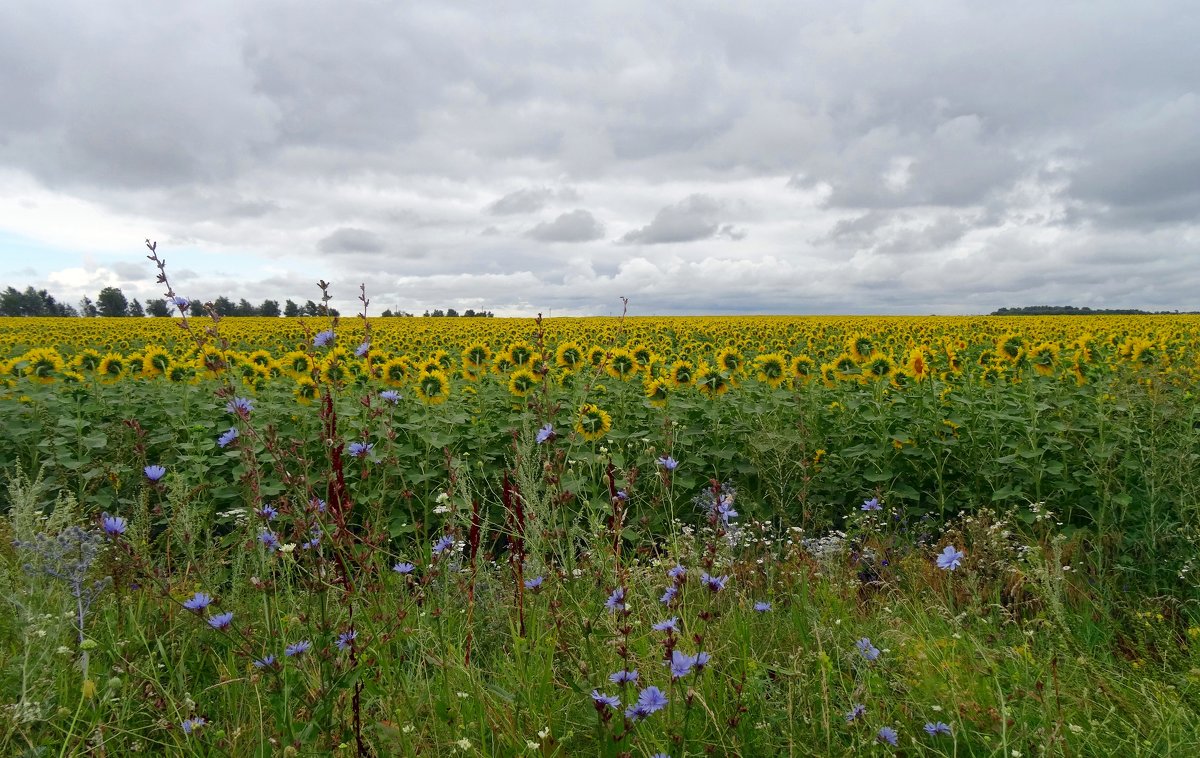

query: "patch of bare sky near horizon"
left=1, top=1, right=1198, bottom=315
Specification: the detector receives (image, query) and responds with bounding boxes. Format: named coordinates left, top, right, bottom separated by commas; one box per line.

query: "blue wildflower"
left=101, top=513, right=127, bottom=537
left=313, top=330, right=335, bottom=348
left=715, top=496, right=738, bottom=524
left=877, top=726, right=898, bottom=746
left=624, top=685, right=668, bottom=721
left=380, top=390, right=400, bottom=404
left=591, top=689, right=620, bottom=710
left=754, top=601, right=772, bottom=613
left=925, top=721, right=952, bottom=736
left=259, top=529, right=280, bottom=552
left=660, top=586, right=678, bottom=605
left=253, top=654, right=276, bottom=669
left=336, top=629, right=358, bottom=652
left=226, top=397, right=253, bottom=415
left=608, top=669, right=639, bottom=685
left=217, top=427, right=239, bottom=448
left=524, top=576, right=544, bottom=591
left=285, top=640, right=312, bottom=657
left=256, top=504, right=278, bottom=520
left=182, top=592, right=213, bottom=612
left=669, top=650, right=696, bottom=679
left=207, top=611, right=234, bottom=630
left=937, top=545, right=965, bottom=571
left=393, top=561, right=415, bottom=575
left=856, top=637, right=881, bottom=661
left=144, top=465, right=166, bottom=482
left=701, top=572, right=728, bottom=592
left=657, top=455, right=678, bottom=470
left=667, top=564, right=686, bottom=581
left=536, top=423, right=554, bottom=444
left=694, top=651, right=710, bottom=669
left=845, top=703, right=866, bottom=722
left=652, top=617, right=679, bottom=633
left=355, top=341, right=370, bottom=357
left=347, top=441, right=373, bottom=458
left=605, top=587, right=627, bottom=612
left=171, top=296, right=190, bottom=313
left=180, top=716, right=206, bottom=735
left=861, top=497, right=882, bottom=511
left=432, top=535, right=455, bottom=555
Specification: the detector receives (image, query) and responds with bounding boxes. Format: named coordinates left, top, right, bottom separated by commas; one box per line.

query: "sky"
left=1, top=0, right=1197, bottom=316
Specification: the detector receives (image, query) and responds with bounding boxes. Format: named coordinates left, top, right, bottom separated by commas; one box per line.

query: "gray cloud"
left=317, top=227, right=385, bottom=254
left=526, top=209, right=605, bottom=242
left=621, top=195, right=730, bottom=245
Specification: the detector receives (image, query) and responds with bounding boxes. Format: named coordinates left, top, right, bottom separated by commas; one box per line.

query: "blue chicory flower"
left=183, top=592, right=213, bottom=612
left=226, top=397, right=253, bottom=415
left=313, top=330, right=335, bottom=348
left=536, top=424, right=554, bottom=444
left=207, top=611, right=234, bottom=630
left=657, top=455, right=679, bottom=470
left=861, top=497, right=882, bottom=511
left=285, top=640, right=312, bottom=657
left=856, top=637, right=881, bottom=661
left=217, top=427, right=239, bottom=448
left=144, top=465, right=166, bottom=482
left=624, top=685, right=668, bottom=721
left=937, top=545, right=965, bottom=571
left=432, top=535, right=455, bottom=555
left=101, top=513, right=127, bottom=537
left=380, top=390, right=400, bottom=404
left=754, top=601, right=772, bottom=613
left=347, top=441, right=373, bottom=458
left=605, top=587, right=627, bottom=612
left=877, top=726, right=898, bottom=746
left=925, top=721, right=952, bottom=736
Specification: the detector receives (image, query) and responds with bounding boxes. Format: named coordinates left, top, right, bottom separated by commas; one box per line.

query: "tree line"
left=991, top=305, right=1195, bottom=316
left=0, top=285, right=493, bottom=318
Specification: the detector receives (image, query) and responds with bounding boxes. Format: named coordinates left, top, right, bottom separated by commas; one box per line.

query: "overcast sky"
left=1, top=1, right=1197, bottom=316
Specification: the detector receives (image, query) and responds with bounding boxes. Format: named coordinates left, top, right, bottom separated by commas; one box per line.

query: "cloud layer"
left=1, top=1, right=1197, bottom=314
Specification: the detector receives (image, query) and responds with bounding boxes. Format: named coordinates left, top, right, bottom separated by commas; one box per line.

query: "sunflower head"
left=715, top=347, right=743, bottom=375
left=906, top=347, right=932, bottom=381
left=416, top=370, right=451, bottom=404
left=864, top=353, right=895, bottom=380
left=846, top=334, right=874, bottom=363
left=508, top=368, right=540, bottom=397
left=381, top=356, right=412, bottom=386
left=462, top=342, right=492, bottom=370
left=575, top=403, right=612, bottom=442
left=790, top=355, right=815, bottom=385
left=669, top=360, right=695, bottom=387
left=606, top=348, right=637, bottom=379
left=98, top=353, right=126, bottom=382
left=643, top=377, right=671, bottom=407
left=754, top=352, right=788, bottom=388
left=294, top=376, right=319, bottom=405
left=694, top=363, right=730, bottom=397
left=555, top=341, right=584, bottom=370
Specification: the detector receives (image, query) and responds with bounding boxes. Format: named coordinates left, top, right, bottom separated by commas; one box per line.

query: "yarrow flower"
left=608, top=669, right=639, bottom=685
left=336, top=629, right=358, bottom=652
left=207, top=611, right=234, bottom=630
left=226, top=397, right=253, bottom=415
left=432, top=535, right=455, bottom=555
left=101, top=513, right=127, bottom=537
left=701, top=572, right=729, bottom=592
left=652, top=617, right=679, bottom=633
left=591, top=689, right=620, bottom=710
left=180, top=716, right=206, bottom=735
left=393, top=561, right=415, bottom=575
left=217, top=427, right=239, bottom=448
left=285, top=640, right=312, bottom=657
left=877, top=726, right=898, bottom=746
left=861, top=497, right=882, bottom=511
left=624, top=685, right=668, bottom=721
left=845, top=703, right=867, bottom=722
left=524, top=576, right=544, bottom=591
left=657, top=455, right=679, bottom=470
left=355, top=341, right=370, bottom=357
left=937, top=545, right=965, bottom=571
left=144, top=465, right=166, bottom=482
left=754, top=601, right=772, bottom=613
left=925, top=721, right=952, bottom=736
left=347, top=441, right=373, bottom=458
left=605, top=587, right=627, bottom=612
left=536, top=424, right=554, bottom=444
left=380, top=390, right=400, bottom=404
left=856, top=637, right=881, bottom=661
left=183, top=592, right=213, bottom=612
left=253, top=654, right=276, bottom=669
left=313, top=330, right=335, bottom=347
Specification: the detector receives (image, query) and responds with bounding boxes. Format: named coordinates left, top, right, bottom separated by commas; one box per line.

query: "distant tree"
left=79, top=296, right=98, bottom=318
left=128, top=298, right=145, bottom=317
left=302, top=300, right=320, bottom=317
left=430, top=308, right=445, bottom=317
left=145, top=298, right=170, bottom=317
left=212, top=296, right=236, bottom=317
left=96, top=287, right=129, bottom=317
left=381, top=308, right=394, bottom=317
left=0, top=287, right=24, bottom=315
left=445, top=308, right=459, bottom=317
left=258, top=299, right=281, bottom=317
left=283, top=299, right=300, bottom=317
left=235, top=298, right=255, bottom=316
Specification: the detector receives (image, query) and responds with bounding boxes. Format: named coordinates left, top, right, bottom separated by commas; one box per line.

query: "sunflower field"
left=1, top=311, right=1199, bottom=755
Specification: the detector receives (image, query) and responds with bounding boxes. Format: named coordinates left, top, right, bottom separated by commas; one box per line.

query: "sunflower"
left=248, top=349, right=273, bottom=367
left=462, top=342, right=492, bottom=371
left=491, top=353, right=514, bottom=374
left=997, top=333, right=1025, bottom=362
left=320, top=348, right=352, bottom=385
left=507, top=342, right=535, bottom=367
left=555, top=341, right=584, bottom=370
left=21, top=348, right=64, bottom=383
left=669, top=360, right=695, bottom=387
left=97, top=353, right=126, bottom=382
left=644, top=377, right=671, bottom=407
left=1027, top=342, right=1059, bottom=376
left=790, top=355, right=815, bottom=385
left=588, top=346, right=607, bottom=367
left=753, top=352, right=788, bottom=388
left=905, top=347, right=932, bottom=381
left=142, top=345, right=171, bottom=377
left=574, top=403, right=612, bottom=442
left=415, top=370, right=451, bottom=405
left=508, top=367, right=540, bottom=397
left=380, top=356, right=413, bottom=386
left=431, top=349, right=452, bottom=371
left=832, top=353, right=859, bottom=382
left=294, top=376, right=319, bottom=404
left=694, top=363, right=730, bottom=397
left=715, top=347, right=743, bottom=376
left=846, top=333, right=875, bottom=363
left=629, top=344, right=654, bottom=369
left=863, top=353, right=895, bottom=381
left=283, top=351, right=315, bottom=378
left=195, top=346, right=226, bottom=376
left=126, top=353, right=146, bottom=377
left=606, top=347, right=637, bottom=380
left=166, top=364, right=194, bottom=383
left=72, top=348, right=103, bottom=372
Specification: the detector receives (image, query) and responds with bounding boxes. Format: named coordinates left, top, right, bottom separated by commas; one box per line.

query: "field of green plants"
left=1, top=276, right=1199, bottom=755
